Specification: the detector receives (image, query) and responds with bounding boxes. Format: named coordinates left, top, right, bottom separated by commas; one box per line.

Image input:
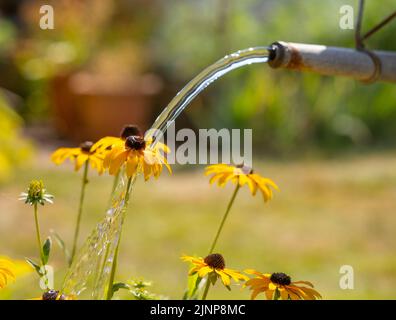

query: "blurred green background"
left=0, top=0, right=395, bottom=299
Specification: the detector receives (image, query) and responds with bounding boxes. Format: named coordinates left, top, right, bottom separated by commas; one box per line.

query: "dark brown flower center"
left=42, top=290, right=59, bottom=300
left=79, top=141, right=94, bottom=153
left=236, top=163, right=253, bottom=174
left=120, top=125, right=142, bottom=140
left=204, top=253, right=226, bottom=270
left=125, top=135, right=146, bottom=151
left=270, top=273, right=291, bottom=286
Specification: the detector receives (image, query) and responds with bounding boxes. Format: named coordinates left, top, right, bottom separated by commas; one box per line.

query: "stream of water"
left=62, top=47, right=271, bottom=299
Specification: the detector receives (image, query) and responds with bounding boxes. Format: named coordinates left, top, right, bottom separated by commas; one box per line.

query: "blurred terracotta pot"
left=50, top=71, right=163, bottom=142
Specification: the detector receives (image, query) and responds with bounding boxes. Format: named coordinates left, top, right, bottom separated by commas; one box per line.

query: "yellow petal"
left=198, top=266, right=212, bottom=278
left=265, top=289, right=274, bottom=300
left=286, top=288, right=302, bottom=300
left=216, top=270, right=231, bottom=286
left=292, top=280, right=314, bottom=288
left=142, top=159, right=152, bottom=181
left=51, top=148, right=80, bottom=165
left=75, top=154, right=89, bottom=171
left=250, top=288, right=263, bottom=300
left=297, top=286, right=322, bottom=299
left=268, top=282, right=278, bottom=291
left=258, top=184, right=272, bottom=202
left=126, top=156, right=139, bottom=178
left=246, top=177, right=257, bottom=195
left=224, top=269, right=249, bottom=282
left=217, top=173, right=233, bottom=187
left=261, top=177, right=279, bottom=191
left=209, top=173, right=223, bottom=185
left=89, top=155, right=104, bottom=175
left=238, top=174, right=249, bottom=187
left=109, top=150, right=128, bottom=175
left=245, top=278, right=268, bottom=288
left=280, top=288, right=289, bottom=300
left=92, top=136, right=122, bottom=152
left=244, top=269, right=263, bottom=277
left=188, top=267, right=199, bottom=275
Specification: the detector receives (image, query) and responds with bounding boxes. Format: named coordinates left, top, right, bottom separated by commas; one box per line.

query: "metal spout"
left=268, top=42, right=396, bottom=83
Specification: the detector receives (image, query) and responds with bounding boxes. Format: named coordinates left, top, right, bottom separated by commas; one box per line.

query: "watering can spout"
left=268, top=41, right=396, bottom=84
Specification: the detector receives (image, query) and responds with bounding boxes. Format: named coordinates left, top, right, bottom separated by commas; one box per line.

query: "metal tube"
left=268, top=42, right=396, bottom=83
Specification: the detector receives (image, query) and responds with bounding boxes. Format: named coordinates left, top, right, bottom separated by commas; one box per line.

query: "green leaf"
left=51, top=231, right=71, bottom=265
left=113, top=282, right=131, bottom=293
left=25, top=258, right=43, bottom=276
left=42, top=237, right=52, bottom=265
left=183, top=273, right=201, bottom=300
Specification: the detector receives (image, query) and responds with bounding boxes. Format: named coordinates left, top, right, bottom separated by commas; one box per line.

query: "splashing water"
left=62, top=47, right=271, bottom=299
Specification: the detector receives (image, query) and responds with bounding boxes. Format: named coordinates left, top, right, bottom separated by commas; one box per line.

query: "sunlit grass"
left=1, top=151, right=396, bottom=299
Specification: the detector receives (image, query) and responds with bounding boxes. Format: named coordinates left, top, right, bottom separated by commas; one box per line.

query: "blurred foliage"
left=1, top=0, right=396, bottom=153
left=153, top=0, right=396, bottom=154
left=0, top=92, right=32, bottom=183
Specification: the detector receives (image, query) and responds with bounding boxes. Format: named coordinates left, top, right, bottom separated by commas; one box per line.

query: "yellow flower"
left=51, top=141, right=105, bottom=174
left=205, top=164, right=279, bottom=202
left=104, top=135, right=171, bottom=180
left=0, top=258, right=16, bottom=289
left=181, top=254, right=248, bottom=288
left=245, top=270, right=322, bottom=300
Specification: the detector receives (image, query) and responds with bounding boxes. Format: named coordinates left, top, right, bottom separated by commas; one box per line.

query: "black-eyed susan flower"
left=181, top=254, right=248, bottom=300
left=19, top=180, right=54, bottom=206
left=205, top=164, right=279, bottom=202
left=204, top=164, right=279, bottom=254
left=0, top=258, right=16, bottom=289
left=51, top=141, right=105, bottom=174
left=245, top=270, right=322, bottom=300
left=104, top=134, right=171, bottom=180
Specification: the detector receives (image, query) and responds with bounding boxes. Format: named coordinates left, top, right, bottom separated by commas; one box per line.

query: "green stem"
left=34, top=203, right=44, bottom=264
left=208, top=185, right=240, bottom=254
left=70, top=161, right=89, bottom=264
left=106, top=177, right=133, bottom=300
left=201, top=278, right=211, bottom=300
left=34, top=203, right=49, bottom=289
